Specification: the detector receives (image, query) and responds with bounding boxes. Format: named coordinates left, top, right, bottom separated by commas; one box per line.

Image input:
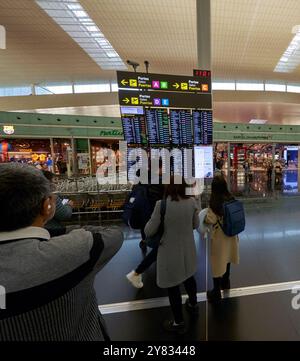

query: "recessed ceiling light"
left=35, top=0, right=127, bottom=70
left=249, top=119, right=268, bottom=124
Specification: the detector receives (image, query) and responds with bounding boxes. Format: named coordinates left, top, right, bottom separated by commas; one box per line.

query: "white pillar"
left=196, top=0, right=211, bottom=70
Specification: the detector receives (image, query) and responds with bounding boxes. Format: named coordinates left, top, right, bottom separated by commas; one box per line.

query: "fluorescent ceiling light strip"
left=236, top=82, right=264, bottom=91
left=287, top=85, right=300, bottom=93
left=35, top=0, right=127, bottom=70
left=212, top=82, right=235, bottom=90
left=249, top=119, right=268, bottom=124
left=274, top=30, right=300, bottom=73
left=265, top=83, right=286, bottom=92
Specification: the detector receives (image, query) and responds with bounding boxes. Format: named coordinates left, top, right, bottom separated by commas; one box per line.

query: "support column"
left=71, top=137, right=78, bottom=177
left=272, top=143, right=275, bottom=196
left=31, top=84, right=36, bottom=96
left=227, top=142, right=231, bottom=191
left=50, top=137, right=55, bottom=173
left=196, top=0, right=211, bottom=69
left=88, top=138, right=93, bottom=175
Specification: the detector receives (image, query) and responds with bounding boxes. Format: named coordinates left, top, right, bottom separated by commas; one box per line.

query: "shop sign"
left=232, top=134, right=273, bottom=141
left=32, top=153, right=47, bottom=162
left=3, top=125, right=14, bottom=135
left=98, top=129, right=123, bottom=137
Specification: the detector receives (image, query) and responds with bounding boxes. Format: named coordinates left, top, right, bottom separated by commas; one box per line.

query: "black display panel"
left=121, top=114, right=147, bottom=145
left=170, top=109, right=193, bottom=145
left=117, top=71, right=212, bottom=93
left=170, top=148, right=183, bottom=176
left=145, top=108, right=170, bottom=146
left=119, top=90, right=212, bottom=109
left=193, top=110, right=213, bottom=145
left=127, top=147, right=147, bottom=181
left=201, top=110, right=213, bottom=145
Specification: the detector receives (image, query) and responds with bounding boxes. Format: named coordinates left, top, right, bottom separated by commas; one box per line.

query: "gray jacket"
left=145, top=197, right=199, bottom=288
left=0, top=225, right=123, bottom=341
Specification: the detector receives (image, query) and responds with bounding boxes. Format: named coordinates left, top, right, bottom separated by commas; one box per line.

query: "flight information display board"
left=170, top=148, right=183, bottom=176
left=194, top=146, right=214, bottom=178
left=127, top=147, right=146, bottom=181
left=146, top=108, right=170, bottom=145
left=170, top=109, right=193, bottom=145
left=193, top=110, right=213, bottom=145
left=121, top=114, right=147, bottom=145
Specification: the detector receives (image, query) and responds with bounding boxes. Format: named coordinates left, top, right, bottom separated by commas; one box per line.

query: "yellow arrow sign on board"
left=122, top=98, right=130, bottom=104
left=121, top=79, right=128, bottom=86
left=172, top=82, right=180, bottom=89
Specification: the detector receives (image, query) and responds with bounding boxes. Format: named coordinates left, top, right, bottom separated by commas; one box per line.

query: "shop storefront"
left=0, top=138, right=51, bottom=169
left=213, top=142, right=300, bottom=197
left=90, top=139, right=120, bottom=175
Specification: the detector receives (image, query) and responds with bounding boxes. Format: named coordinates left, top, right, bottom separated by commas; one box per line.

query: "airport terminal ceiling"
left=1, top=0, right=300, bottom=85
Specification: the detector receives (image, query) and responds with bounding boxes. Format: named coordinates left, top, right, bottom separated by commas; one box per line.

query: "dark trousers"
left=167, top=276, right=197, bottom=324
left=141, top=228, right=146, bottom=241
left=135, top=247, right=158, bottom=274
left=213, top=263, right=231, bottom=290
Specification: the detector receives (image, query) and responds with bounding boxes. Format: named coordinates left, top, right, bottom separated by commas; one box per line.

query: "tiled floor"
left=104, top=291, right=300, bottom=341
left=95, top=197, right=300, bottom=340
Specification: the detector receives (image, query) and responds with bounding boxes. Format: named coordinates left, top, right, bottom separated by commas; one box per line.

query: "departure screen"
left=193, top=110, right=213, bottom=145
left=127, top=147, right=147, bottom=181
left=170, top=109, right=193, bottom=145
left=194, top=146, right=214, bottom=179
left=121, top=115, right=147, bottom=145
left=170, top=148, right=183, bottom=176
left=145, top=108, right=170, bottom=145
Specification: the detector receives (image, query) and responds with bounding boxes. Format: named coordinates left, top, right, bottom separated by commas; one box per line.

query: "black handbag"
left=145, top=199, right=167, bottom=249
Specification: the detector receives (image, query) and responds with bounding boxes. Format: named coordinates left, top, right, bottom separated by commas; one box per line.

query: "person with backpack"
left=204, top=174, right=243, bottom=302
left=125, top=181, right=165, bottom=289
left=123, top=166, right=165, bottom=252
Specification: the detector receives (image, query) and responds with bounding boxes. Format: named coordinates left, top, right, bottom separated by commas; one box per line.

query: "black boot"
left=221, top=263, right=231, bottom=290
left=207, top=278, right=221, bottom=303
left=220, top=277, right=231, bottom=290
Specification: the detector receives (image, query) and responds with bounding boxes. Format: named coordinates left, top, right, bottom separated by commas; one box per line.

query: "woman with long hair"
left=143, top=177, right=199, bottom=334
left=205, top=174, right=239, bottom=302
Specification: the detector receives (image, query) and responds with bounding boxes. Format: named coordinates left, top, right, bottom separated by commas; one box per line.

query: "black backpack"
left=219, top=199, right=245, bottom=237
left=122, top=184, right=152, bottom=229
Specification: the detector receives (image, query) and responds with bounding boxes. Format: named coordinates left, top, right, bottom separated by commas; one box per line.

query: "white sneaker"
left=126, top=271, right=143, bottom=288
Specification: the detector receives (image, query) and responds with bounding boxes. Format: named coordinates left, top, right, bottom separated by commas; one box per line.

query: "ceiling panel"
left=214, top=101, right=300, bottom=125
left=1, top=0, right=300, bottom=85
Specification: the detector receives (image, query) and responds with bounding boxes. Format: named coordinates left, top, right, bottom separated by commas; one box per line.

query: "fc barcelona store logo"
left=3, top=125, right=15, bottom=135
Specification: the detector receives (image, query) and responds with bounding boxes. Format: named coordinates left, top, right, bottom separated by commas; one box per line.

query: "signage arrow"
left=172, top=82, right=180, bottom=89
left=121, top=79, right=129, bottom=86
left=122, top=98, right=130, bottom=104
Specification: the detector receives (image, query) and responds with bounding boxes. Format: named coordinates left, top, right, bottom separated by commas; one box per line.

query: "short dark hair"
left=0, top=163, right=51, bottom=232
left=42, top=170, right=55, bottom=182
left=165, top=176, right=190, bottom=201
